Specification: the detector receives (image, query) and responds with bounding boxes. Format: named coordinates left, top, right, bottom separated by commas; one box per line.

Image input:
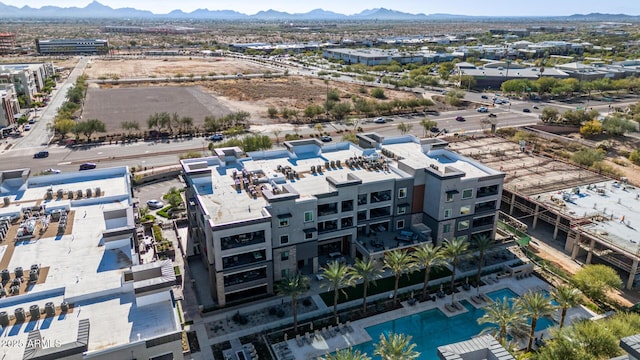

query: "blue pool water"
left=350, top=288, right=556, bottom=360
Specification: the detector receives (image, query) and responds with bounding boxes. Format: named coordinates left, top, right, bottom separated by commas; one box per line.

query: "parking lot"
left=135, top=176, right=183, bottom=210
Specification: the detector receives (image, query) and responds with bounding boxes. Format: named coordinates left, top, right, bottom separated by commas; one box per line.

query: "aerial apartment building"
left=0, top=167, right=183, bottom=360
left=0, top=63, right=55, bottom=107
left=0, top=32, right=16, bottom=54
left=181, top=135, right=504, bottom=306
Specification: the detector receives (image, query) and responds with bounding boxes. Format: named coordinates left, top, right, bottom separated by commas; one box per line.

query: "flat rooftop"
left=0, top=167, right=180, bottom=360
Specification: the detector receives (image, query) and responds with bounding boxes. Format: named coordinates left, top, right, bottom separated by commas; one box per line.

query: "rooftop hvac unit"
left=3, top=197, right=9, bottom=207
left=67, top=190, right=74, bottom=199
left=30, top=264, right=39, bottom=274
left=0, top=311, right=8, bottom=327
left=29, top=305, right=40, bottom=319
left=45, top=190, right=53, bottom=201
left=57, top=189, right=64, bottom=199
left=60, top=301, right=69, bottom=313
left=29, top=269, right=38, bottom=282
left=95, top=187, right=101, bottom=196
left=76, top=189, right=83, bottom=198
left=0, top=288, right=6, bottom=297
left=310, top=165, right=315, bottom=173
left=14, top=308, right=25, bottom=323
left=10, top=285, right=19, bottom=295
left=86, top=188, right=92, bottom=197
left=0, top=269, right=8, bottom=282
left=45, top=302, right=55, bottom=317
left=336, top=160, right=341, bottom=167
left=14, top=267, right=23, bottom=278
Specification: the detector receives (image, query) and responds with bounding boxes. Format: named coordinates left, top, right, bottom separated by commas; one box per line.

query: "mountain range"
left=0, top=1, right=637, bottom=20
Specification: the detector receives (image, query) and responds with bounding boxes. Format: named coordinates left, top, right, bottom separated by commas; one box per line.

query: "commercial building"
left=0, top=166, right=183, bottom=360
left=448, top=137, right=640, bottom=290
left=0, top=32, right=16, bottom=54
left=35, top=39, right=109, bottom=55
left=182, top=135, right=504, bottom=306
left=455, top=61, right=569, bottom=90
left=0, top=84, right=19, bottom=128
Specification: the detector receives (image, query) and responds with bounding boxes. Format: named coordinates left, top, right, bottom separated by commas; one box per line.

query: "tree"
left=472, top=234, right=494, bottom=295
left=373, top=333, right=420, bottom=360
left=445, top=90, right=465, bottom=107
left=541, top=107, right=559, bottom=123
left=442, top=238, right=469, bottom=305
left=349, top=258, right=383, bottom=314
left=384, top=249, right=415, bottom=305
left=603, top=116, right=636, bottom=136
left=571, top=148, right=605, bottom=167
left=551, top=285, right=582, bottom=329
left=412, top=243, right=445, bottom=301
left=330, top=102, right=352, bottom=120
left=573, top=264, right=622, bottom=303
left=53, top=119, right=76, bottom=139
left=275, top=273, right=310, bottom=333
left=580, top=120, right=603, bottom=138
left=320, top=261, right=354, bottom=323
left=521, top=291, right=556, bottom=351
left=272, top=128, right=282, bottom=145
left=76, top=119, right=106, bottom=141
left=477, top=297, right=528, bottom=346
left=419, top=118, right=437, bottom=137
left=321, top=348, right=371, bottom=360
left=397, top=122, right=413, bottom=135
left=121, top=120, right=140, bottom=135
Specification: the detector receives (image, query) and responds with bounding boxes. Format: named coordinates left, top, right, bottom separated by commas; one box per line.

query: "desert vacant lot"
left=83, top=86, right=232, bottom=133
left=83, top=57, right=270, bottom=78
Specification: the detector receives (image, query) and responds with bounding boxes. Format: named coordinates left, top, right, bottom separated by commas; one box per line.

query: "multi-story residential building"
left=0, top=63, right=55, bottom=107
left=0, top=32, right=16, bottom=54
left=0, top=166, right=183, bottom=360
left=0, top=84, right=19, bottom=128
left=35, top=38, right=109, bottom=55
left=181, top=135, right=504, bottom=307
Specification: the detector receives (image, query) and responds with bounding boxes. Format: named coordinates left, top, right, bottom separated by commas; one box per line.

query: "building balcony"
left=354, top=229, right=431, bottom=257
left=222, top=249, right=267, bottom=270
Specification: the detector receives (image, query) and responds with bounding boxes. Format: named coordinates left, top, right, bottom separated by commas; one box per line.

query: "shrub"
left=371, top=88, right=386, bottom=99
left=152, top=225, right=164, bottom=242
left=572, top=148, right=605, bottom=167
left=629, top=149, right=640, bottom=165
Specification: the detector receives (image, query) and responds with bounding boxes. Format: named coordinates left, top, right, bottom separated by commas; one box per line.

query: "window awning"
left=303, top=228, right=317, bottom=233
left=277, top=213, right=292, bottom=219
left=446, top=190, right=460, bottom=194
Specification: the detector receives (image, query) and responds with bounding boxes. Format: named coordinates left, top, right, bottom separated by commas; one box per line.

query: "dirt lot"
left=83, top=57, right=269, bottom=79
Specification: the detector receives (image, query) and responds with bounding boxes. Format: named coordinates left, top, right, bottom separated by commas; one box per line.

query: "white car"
left=477, top=107, right=488, bottom=113
left=46, top=168, right=61, bottom=174
left=146, top=199, right=164, bottom=209
left=374, top=118, right=387, bottom=124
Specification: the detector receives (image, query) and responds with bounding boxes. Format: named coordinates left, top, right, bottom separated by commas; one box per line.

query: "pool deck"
left=277, top=275, right=597, bottom=360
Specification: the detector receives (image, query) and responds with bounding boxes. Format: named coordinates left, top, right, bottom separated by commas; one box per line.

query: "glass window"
left=446, top=192, right=454, bottom=202
left=444, top=209, right=452, bottom=219
left=358, top=194, right=368, bottom=205
left=371, top=190, right=391, bottom=203
left=462, top=189, right=473, bottom=199
left=341, top=200, right=354, bottom=212
left=281, top=268, right=290, bottom=278
left=398, top=187, right=407, bottom=199
left=457, top=235, right=468, bottom=242
left=280, top=235, right=289, bottom=245
left=396, top=220, right=405, bottom=230
left=460, top=205, right=471, bottom=215
left=443, top=224, right=451, bottom=233
left=279, top=218, right=289, bottom=227
left=357, top=210, right=367, bottom=221
left=397, top=205, right=407, bottom=215
left=458, top=220, right=469, bottom=231
left=304, top=211, right=313, bottom=222
left=318, top=203, right=338, bottom=216
left=305, top=232, right=313, bottom=240
left=281, top=251, right=289, bottom=261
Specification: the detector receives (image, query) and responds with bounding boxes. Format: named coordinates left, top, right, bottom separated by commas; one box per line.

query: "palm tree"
left=521, top=291, right=557, bottom=351
left=384, top=250, right=416, bottom=305
left=442, top=238, right=469, bottom=305
left=373, top=332, right=420, bottom=360
left=411, top=243, right=446, bottom=301
left=321, top=348, right=371, bottom=360
left=472, top=234, right=494, bottom=295
left=419, top=118, right=437, bottom=137
left=348, top=258, right=384, bottom=314
left=275, top=273, right=310, bottom=334
left=477, top=296, right=528, bottom=346
left=320, top=261, right=354, bottom=323
left=551, top=285, right=582, bottom=329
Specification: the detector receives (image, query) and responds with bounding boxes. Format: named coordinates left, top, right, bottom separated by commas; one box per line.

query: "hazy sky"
left=1, top=0, right=638, bottom=16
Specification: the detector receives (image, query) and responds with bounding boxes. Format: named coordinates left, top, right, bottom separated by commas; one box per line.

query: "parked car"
left=477, top=107, right=488, bottom=113
left=146, top=199, right=164, bottom=209
left=523, top=108, right=531, bottom=113
left=24, top=125, right=31, bottom=131
left=455, top=116, right=466, bottom=121
left=374, top=117, right=387, bottom=124
left=481, top=95, right=489, bottom=99
left=209, top=133, right=224, bottom=141
left=33, top=151, right=49, bottom=158
left=320, top=135, right=332, bottom=142
left=45, top=168, right=61, bottom=174
left=488, top=113, right=497, bottom=118
left=79, top=163, right=97, bottom=171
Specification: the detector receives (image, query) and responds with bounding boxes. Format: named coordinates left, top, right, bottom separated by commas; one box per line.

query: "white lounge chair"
left=295, top=334, right=304, bottom=347
left=345, top=321, right=354, bottom=333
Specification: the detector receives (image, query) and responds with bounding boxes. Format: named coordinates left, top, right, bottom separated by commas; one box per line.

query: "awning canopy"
left=446, top=190, right=460, bottom=194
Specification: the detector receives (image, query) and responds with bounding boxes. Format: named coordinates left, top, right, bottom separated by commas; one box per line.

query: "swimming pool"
left=350, top=288, right=556, bottom=360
